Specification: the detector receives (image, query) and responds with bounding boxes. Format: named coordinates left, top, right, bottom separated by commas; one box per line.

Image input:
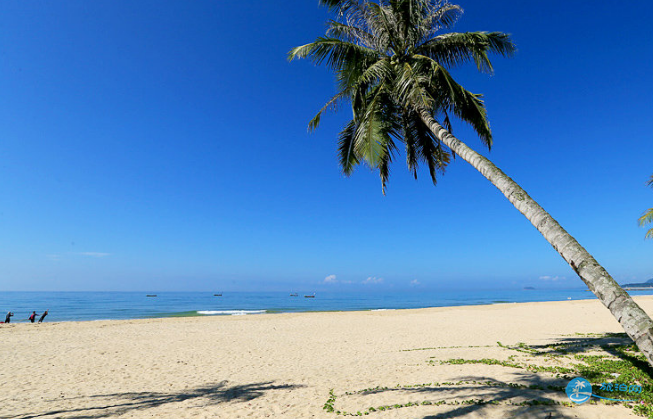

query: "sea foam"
left=197, top=310, right=267, bottom=316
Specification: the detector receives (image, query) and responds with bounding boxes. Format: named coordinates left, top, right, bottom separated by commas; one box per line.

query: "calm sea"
left=1, top=289, right=652, bottom=323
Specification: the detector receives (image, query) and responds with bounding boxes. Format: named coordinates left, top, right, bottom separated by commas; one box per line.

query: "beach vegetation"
left=289, top=0, right=653, bottom=366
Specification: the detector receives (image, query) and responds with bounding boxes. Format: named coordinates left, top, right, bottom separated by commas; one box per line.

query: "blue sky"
left=1, top=0, right=651, bottom=292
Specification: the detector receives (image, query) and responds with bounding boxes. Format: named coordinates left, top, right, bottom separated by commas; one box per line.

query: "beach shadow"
left=405, top=374, right=574, bottom=419
left=421, top=405, right=570, bottom=419
left=422, top=373, right=570, bottom=418
left=10, top=380, right=303, bottom=419
left=526, top=333, right=633, bottom=355
left=511, top=334, right=653, bottom=380
left=336, top=373, right=569, bottom=418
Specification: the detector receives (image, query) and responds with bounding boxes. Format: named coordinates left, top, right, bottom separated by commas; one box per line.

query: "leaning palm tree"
left=289, top=0, right=653, bottom=366
left=640, top=175, right=653, bottom=239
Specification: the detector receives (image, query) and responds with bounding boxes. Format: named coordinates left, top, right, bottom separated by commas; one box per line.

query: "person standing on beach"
left=5, top=312, right=13, bottom=323
left=38, top=310, right=48, bottom=323
left=28, top=311, right=38, bottom=323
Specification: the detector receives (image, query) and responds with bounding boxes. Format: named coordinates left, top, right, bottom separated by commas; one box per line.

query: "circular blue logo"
left=566, top=377, right=592, bottom=404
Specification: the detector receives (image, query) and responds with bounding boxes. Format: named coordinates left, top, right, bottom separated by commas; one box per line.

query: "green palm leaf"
left=640, top=174, right=653, bottom=239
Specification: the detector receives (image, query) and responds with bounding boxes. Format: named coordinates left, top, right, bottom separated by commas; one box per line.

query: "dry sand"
left=2, top=296, right=653, bottom=419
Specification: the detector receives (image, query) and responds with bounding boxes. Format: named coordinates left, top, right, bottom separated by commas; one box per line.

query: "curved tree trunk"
left=419, top=109, right=653, bottom=367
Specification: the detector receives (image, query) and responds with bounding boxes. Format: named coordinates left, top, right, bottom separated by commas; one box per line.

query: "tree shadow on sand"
left=415, top=374, right=574, bottom=419
left=10, top=381, right=304, bottom=419
left=335, top=373, right=572, bottom=418
left=415, top=334, right=653, bottom=418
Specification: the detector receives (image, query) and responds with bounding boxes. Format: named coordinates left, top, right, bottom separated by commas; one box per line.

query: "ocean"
left=1, top=289, right=652, bottom=323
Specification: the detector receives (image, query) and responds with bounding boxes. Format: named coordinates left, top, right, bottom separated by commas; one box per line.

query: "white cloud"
left=410, top=279, right=420, bottom=286
left=539, top=275, right=566, bottom=281
left=78, top=252, right=110, bottom=258
left=362, top=276, right=384, bottom=284
left=324, top=274, right=337, bottom=283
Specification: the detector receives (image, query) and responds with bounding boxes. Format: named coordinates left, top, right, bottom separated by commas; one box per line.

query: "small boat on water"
left=290, top=292, right=298, bottom=297
left=304, top=293, right=315, bottom=298
left=214, top=293, right=222, bottom=297
left=146, top=294, right=157, bottom=297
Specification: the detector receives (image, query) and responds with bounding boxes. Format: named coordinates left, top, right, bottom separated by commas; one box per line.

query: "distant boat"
left=304, top=293, right=315, bottom=298
left=146, top=294, right=157, bottom=297
left=214, top=293, right=222, bottom=297
left=290, top=292, right=298, bottom=297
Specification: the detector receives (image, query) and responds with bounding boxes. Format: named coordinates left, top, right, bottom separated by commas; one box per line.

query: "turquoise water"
left=1, top=289, right=652, bottom=323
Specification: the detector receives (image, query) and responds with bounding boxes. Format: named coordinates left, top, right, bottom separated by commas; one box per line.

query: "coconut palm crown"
left=639, top=175, right=653, bottom=239
left=288, top=0, right=515, bottom=193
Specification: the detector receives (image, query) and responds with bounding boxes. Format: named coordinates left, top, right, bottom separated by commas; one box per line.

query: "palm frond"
left=421, top=3, right=463, bottom=36
left=327, top=20, right=376, bottom=48
left=640, top=208, right=653, bottom=239
left=378, top=138, right=396, bottom=195
left=288, top=37, right=379, bottom=72
left=352, top=85, right=401, bottom=194
left=395, top=60, right=433, bottom=110
left=416, top=32, right=515, bottom=72
left=402, top=110, right=419, bottom=179
left=337, top=120, right=360, bottom=175
left=353, top=87, right=389, bottom=168
left=640, top=208, right=653, bottom=227
left=403, top=109, right=450, bottom=185
left=308, top=90, right=350, bottom=132
left=421, top=58, right=492, bottom=147
left=367, top=2, right=402, bottom=55
left=358, top=58, right=394, bottom=85
left=319, top=0, right=362, bottom=15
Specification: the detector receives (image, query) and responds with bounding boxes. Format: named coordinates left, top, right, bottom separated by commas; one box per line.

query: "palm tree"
left=640, top=175, right=653, bottom=239
left=289, top=0, right=653, bottom=367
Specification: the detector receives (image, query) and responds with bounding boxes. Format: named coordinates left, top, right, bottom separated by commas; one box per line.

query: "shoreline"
left=5, top=295, right=653, bottom=329
left=3, top=291, right=645, bottom=325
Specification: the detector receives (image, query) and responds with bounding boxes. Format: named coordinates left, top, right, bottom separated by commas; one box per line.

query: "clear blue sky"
left=1, top=0, right=651, bottom=292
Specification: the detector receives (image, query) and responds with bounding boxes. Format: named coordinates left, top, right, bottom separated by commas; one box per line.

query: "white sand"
left=2, top=296, right=652, bottom=418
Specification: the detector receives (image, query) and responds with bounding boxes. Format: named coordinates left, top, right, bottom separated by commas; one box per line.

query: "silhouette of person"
left=28, top=311, right=38, bottom=323
left=38, top=310, right=48, bottom=323
left=4, top=312, right=13, bottom=323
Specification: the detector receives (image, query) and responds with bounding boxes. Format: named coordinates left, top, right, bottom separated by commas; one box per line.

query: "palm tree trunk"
left=419, top=109, right=653, bottom=367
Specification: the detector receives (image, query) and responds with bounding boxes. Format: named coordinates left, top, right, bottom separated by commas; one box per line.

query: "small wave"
left=197, top=310, right=267, bottom=316
left=371, top=308, right=395, bottom=312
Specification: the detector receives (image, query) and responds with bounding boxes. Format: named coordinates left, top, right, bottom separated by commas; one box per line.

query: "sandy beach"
left=2, top=297, right=653, bottom=419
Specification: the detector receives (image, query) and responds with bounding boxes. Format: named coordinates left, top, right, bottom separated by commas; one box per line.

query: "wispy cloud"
left=410, top=279, right=420, bottom=286
left=362, top=276, right=383, bottom=285
left=539, top=275, right=566, bottom=281
left=46, top=254, right=61, bottom=261
left=78, top=252, right=110, bottom=258
left=324, top=274, right=337, bottom=283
